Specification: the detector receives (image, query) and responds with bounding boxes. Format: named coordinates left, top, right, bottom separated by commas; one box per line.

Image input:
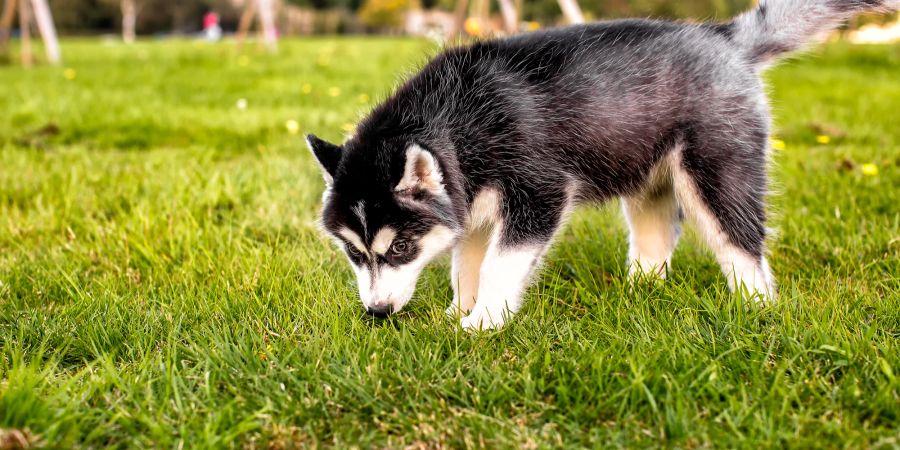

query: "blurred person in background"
left=203, top=11, right=222, bottom=41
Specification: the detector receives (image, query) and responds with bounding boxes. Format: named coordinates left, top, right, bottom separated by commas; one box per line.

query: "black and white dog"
left=308, top=0, right=897, bottom=330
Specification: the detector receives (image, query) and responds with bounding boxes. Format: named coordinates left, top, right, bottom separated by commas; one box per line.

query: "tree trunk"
left=0, top=0, right=16, bottom=61
left=476, top=0, right=487, bottom=29
left=452, top=0, right=469, bottom=36
left=30, top=0, right=60, bottom=63
left=235, top=0, right=256, bottom=50
left=257, top=0, right=276, bottom=51
left=557, top=0, right=584, bottom=24
left=496, top=0, right=517, bottom=33
left=121, top=0, right=136, bottom=43
left=18, top=0, right=30, bottom=66
left=0, top=0, right=18, bottom=58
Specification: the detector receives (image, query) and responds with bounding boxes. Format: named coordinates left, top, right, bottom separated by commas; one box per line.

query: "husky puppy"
left=308, top=0, right=897, bottom=330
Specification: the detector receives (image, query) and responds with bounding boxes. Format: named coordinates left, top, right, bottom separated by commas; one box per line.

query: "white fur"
left=448, top=225, right=491, bottom=315
left=622, top=194, right=680, bottom=278
left=466, top=188, right=502, bottom=230
left=668, top=150, right=776, bottom=302
left=395, top=144, right=445, bottom=196
left=460, top=242, right=545, bottom=330
left=621, top=164, right=680, bottom=279
left=447, top=188, right=502, bottom=317
left=448, top=186, right=569, bottom=328
left=337, top=227, right=368, bottom=257
left=351, top=201, right=367, bottom=237
left=364, top=225, right=456, bottom=311
left=371, top=227, right=396, bottom=255
left=353, top=263, right=374, bottom=305
left=445, top=188, right=549, bottom=330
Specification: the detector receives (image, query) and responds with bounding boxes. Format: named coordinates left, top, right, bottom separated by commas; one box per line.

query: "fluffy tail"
left=733, top=0, right=899, bottom=66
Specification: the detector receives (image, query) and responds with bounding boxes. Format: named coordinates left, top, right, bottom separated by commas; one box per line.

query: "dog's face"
left=307, top=134, right=459, bottom=316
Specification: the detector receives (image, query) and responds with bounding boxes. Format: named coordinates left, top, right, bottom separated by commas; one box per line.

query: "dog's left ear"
left=394, top=144, right=446, bottom=198
left=306, top=134, right=342, bottom=184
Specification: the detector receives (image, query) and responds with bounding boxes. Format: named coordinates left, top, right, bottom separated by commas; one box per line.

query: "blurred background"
left=1, top=0, right=898, bottom=64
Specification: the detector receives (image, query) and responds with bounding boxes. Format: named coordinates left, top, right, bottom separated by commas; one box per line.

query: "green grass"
left=1, top=37, right=899, bottom=448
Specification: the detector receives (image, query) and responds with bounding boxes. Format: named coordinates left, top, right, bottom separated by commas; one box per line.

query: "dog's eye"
left=346, top=245, right=364, bottom=259
left=389, top=241, right=409, bottom=256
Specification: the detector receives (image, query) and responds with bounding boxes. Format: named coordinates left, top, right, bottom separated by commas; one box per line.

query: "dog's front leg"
left=447, top=226, right=491, bottom=316
left=459, top=239, right=546, bottom=331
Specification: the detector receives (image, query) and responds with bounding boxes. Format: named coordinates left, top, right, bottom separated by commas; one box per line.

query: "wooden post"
left=30, top=0, right=60, bottom=63
left=496, top=0, right=517, bottom=33
left=557, top=0, right=584, bottom=24
left=453, top=0, right=469, bottom=36
left=0, top=0, right=17, bottom=57
left=18, top=0, right=30, bottom=66
left=121, top=0, right=136, bottom=43
left=235, top=0, right=256, bottom=51
left=476, top=0, right=488, bottom=31
left=257, top=0, right=277, bottom=51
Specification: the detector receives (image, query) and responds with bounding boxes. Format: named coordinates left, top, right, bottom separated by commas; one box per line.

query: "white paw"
left=732, top=276, right=777, bottom=306
left=445, top=303, right=465, bottom=318
left=627, top=260, right=668, bottom=282
left=459, top=306, right=507, bottom=331
left=749, top=287, right=777, bottom=306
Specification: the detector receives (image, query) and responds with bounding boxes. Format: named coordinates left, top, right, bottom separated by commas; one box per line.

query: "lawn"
left=0, top=37, right=898, bottom=448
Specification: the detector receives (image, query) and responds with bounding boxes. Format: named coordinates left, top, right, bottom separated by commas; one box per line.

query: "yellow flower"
left=302, top=84, right=312, bottom=94
left=464, top=17, right=483, bottom=36
left=526, top=21, right=541, bottom=31
left=238, top=55, right=250, bottom=67
left=861, top=163, right=879, bottom=176
left=358, top=94, right=370, bottom=104
left=63, top=68, right=76, bottom=80
left=328, top=87, right=341, bottom=97
left=771, top=139, right=786, bottom=150
left=816, top=135, right=830, bottom=144
left=285, top=119, right=300, bottom=135
left=317, top=56, right=330, bottom=67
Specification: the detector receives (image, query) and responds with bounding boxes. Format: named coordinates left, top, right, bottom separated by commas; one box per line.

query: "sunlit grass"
left=1, top=38, right=898, bottom=448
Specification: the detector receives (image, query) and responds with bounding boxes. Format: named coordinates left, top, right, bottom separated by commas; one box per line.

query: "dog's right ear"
left=306, top=134, right=342, bottom=184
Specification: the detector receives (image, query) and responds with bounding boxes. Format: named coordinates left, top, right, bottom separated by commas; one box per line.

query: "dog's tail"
left=733, top=0, right=899, bottom=67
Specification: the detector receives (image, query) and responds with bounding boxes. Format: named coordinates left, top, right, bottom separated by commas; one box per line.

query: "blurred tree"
left=0, top=0, right=60, bottom=64
left=26, top=0, right=884, bottom=37
left=0, top=0, right=17, bottom=59
left=56, top=0, right=239, bottom=35
left=50, top=0, right=118, bottom=33
left=557, top=0, right=583, bottom=23
left=359, top=0, right=418, bottom=29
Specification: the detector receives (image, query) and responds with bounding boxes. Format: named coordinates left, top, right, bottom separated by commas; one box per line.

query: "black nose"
left=366, top=304, right=394, bottom=318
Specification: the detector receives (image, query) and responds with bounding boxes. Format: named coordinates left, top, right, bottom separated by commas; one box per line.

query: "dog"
left=307, top=0, right=898, bottom=330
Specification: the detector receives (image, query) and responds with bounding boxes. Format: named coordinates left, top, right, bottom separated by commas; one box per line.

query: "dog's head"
left=307, top=133, right=459, bottom=316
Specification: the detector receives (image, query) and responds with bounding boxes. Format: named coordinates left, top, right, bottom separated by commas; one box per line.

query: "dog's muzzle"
left=365, top=303, right=394, bottom=318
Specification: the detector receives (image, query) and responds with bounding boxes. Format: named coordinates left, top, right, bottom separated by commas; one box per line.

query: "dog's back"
left=383, top=20, right=762, bottom=202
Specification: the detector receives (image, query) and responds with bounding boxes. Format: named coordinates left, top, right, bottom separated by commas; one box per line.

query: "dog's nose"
left=366, top=303, right=394, bottom=318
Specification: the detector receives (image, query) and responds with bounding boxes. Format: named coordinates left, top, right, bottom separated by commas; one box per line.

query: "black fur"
left=317, top=19, right=769, bottom=251
left=308, top=0, right=896, bottom=316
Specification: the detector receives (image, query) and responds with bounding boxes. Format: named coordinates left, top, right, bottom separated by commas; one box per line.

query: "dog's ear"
left=306, top=134, right=341, bottom=183
left=394, top=144, right=446, bottom=198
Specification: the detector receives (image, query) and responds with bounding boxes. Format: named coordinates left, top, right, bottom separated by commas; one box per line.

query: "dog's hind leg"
left=670, top=141, right=776, bottom=303
left=622, top=166, right=682, bottom=280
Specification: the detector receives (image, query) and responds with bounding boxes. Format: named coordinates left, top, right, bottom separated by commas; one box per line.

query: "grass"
left=0, top=37, right=898, bottom=448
